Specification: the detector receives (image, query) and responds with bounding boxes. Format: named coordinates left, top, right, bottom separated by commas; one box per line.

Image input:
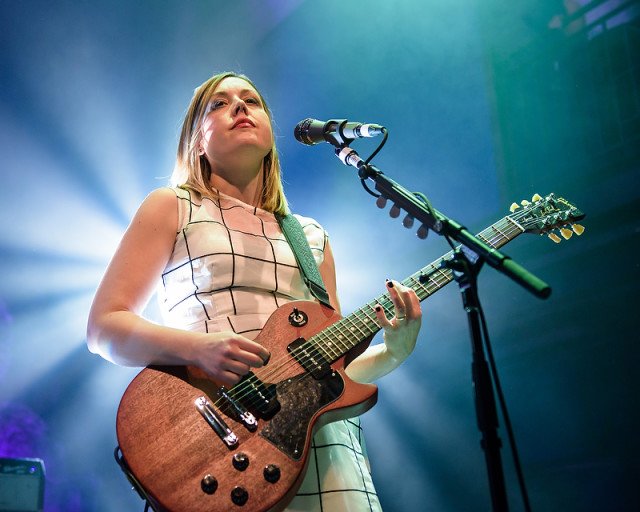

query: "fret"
left=322, top=323, right=350, bottom=353
left=265, top=195, right=582, bottom=394
left=305, top=213, right=532, bottom=364
left=316, top=329, right=341, bottom=359
left=476, top=232, right=491, bottom=245
left=342, top=314, right=371, bottom=339
left=490, top=224, right=510, bottom=245
left=496, top=220, right=521, bottom=241
left=418, top=269, right=442, bottom=296
left=406, top=274, right=430, bottom=300
left=314, top=342, right=333, bottom=363
left=359, top=306, right=381, bottom=328
left=503, top=216, right=525, bottom=242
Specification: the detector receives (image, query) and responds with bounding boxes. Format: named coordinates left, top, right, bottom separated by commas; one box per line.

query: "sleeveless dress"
left=157, top=187, right=382, bottom=512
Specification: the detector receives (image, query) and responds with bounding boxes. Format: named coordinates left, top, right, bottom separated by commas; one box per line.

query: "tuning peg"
left=572, top=224, right=585, bottom=235
left=389, top=204, right=401, bottom=218
left=560, top=227, right=573, bottom=239
left=548, top=233, right=562, bottom=243
left=509, top=202, right=520, bottom=212
left=532, top=193, right=542, bottom=202
left=417, top=224, right=429, bottom=239
left=376, top=196, right=387, bottom=209
left=403, top=214, right=414, bottom=228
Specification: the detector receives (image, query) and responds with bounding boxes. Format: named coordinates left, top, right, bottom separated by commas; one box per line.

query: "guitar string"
left=216, top=213, right=529, bottom=410
left=214, top=211, right=531, bottom=410
left=213, top=206, right=561, bottom=411
left=260, top=210, right=529, bottom=374
left=245, top=200, right=580, bottom=408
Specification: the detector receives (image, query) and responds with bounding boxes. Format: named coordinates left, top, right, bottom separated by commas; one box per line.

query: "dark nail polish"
left=387, top=280, right=394, bottom=288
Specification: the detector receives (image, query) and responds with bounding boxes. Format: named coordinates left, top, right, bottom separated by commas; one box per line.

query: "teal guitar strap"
left=276, top=213, right=333, bottom=309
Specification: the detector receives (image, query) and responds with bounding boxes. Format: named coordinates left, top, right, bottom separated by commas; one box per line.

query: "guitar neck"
left=310, top=214, right=525, bottom=363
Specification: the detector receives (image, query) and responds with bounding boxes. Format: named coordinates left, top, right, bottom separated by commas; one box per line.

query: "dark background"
left=1, top=1, right=638, bottom=510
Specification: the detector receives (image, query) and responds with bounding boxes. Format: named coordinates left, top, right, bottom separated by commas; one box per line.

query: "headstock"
left=509, top=193, right=585, bottom=243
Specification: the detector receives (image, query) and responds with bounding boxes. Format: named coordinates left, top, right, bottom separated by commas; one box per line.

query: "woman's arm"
left=86, top=188, right=269, bottom=387
left=318, top=241, right=422, bottom=384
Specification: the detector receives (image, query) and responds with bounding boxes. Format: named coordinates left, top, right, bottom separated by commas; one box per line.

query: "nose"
left=232, top=98, right=248, bottom=116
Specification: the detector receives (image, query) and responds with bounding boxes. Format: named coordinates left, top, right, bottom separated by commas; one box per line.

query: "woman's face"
left=199, top=76, right=273, bottom=169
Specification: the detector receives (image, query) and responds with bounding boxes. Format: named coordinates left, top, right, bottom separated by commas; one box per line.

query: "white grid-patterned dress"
left=157, top=186, right=382, bottom=512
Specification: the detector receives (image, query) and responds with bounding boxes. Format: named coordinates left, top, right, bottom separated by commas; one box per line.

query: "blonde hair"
left=170, top=72, right=288, bottom=215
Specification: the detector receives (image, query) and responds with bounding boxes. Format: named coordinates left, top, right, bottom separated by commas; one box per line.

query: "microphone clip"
left=318, top=119, right=353, bottom=148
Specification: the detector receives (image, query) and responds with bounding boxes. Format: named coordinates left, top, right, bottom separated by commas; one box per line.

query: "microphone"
left=294, top=118, right=385, bottom=146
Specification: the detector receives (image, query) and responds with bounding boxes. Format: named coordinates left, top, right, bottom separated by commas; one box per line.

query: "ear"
left=197, top=136, right=206, bottom=156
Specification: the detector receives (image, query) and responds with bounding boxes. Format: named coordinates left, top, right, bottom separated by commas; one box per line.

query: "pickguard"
left=260, top=371, right=344, bottom=460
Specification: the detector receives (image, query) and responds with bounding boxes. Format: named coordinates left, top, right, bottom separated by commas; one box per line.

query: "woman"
left=87, top=71, right=422, bottom=511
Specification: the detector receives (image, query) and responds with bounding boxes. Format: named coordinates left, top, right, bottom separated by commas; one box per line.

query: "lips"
left=231, top=117, right=255, bottom=129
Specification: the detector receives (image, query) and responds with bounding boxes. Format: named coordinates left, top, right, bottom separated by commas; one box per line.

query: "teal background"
left=1, top=1, right=638, bottom=510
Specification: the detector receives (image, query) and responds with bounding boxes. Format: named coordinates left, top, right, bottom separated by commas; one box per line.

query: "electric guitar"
left=116, top=193, right=584, bottom=512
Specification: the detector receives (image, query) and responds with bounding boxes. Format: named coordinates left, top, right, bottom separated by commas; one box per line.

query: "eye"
left=209, top=99, right=226, bottom=111
left=245, top=97, right=261, bottom=106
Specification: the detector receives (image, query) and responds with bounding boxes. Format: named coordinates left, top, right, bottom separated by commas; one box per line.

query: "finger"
left=218, top=370, right=242, bottom=387
left=234, top=350, right=267, bottom=369
left=386, top=279, right=407, bottom=319
left=373, top=304, right=392, bottom=328
left=394, top=283, right=421, bottom=320
left=224, top=359, right=251, bottom=377
left=403, top=288, right=422, bottom=320
left=234, top=337, right=271, bottom=366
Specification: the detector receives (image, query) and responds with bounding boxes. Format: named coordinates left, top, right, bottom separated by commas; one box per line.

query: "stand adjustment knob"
left=417, top=224, right=429, bottom=239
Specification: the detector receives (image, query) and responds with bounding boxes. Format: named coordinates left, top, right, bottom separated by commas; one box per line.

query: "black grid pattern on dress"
left=291, top=418, right=379, bottom=512
left=159, top=187, right=326, bottom=336
left=159, top=187, right=381, bottom=512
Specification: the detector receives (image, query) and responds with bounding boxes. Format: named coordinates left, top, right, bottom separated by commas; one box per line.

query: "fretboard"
left=309, top=213, right=526, bottom=363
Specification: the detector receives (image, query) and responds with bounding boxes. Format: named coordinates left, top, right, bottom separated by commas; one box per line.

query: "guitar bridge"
left=195, top=396, right=238, bottom=448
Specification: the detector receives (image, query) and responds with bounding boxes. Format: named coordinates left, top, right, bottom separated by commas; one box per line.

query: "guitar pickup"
left=235, top=373, right=280, bottom=418
left=287, top=337, right=331, bottom=379
left=195, top=396, right=238, bottom=448
left=218, top=387, right=258, bottom=432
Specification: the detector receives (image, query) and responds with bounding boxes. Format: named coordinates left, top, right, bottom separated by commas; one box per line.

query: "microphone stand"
left=335, top=147, right=551, bottom=298
left=334, top=146, right=547, bottom=512
left=444, top=250, right=509, bottom=512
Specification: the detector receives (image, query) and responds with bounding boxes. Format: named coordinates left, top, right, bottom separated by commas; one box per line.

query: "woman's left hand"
left=374, top=279, right=422, bottom=364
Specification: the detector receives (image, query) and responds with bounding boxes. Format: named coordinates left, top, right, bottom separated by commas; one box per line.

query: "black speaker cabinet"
left=0, top=458, right=45, bottom=512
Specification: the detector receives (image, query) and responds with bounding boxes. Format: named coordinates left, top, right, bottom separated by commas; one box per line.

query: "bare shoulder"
left=141, top=187, right=179, bottom=213
left=132, top=187, right=179, bottom=233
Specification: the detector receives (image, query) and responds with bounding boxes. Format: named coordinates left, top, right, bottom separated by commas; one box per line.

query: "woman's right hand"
left=87, top=188, right=271, bottom=388
left=191, top=331, right=270, bottom=387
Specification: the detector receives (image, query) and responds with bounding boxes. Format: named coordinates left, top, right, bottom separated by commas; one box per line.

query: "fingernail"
left=262, top=352, right=271, bottom=365
left=375, top=305, right=382, bottom=312
left=386, top=280, right=394, bottom=288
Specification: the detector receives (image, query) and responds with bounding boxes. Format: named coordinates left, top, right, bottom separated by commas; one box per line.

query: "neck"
left=209, top=160, right=264, bottom=207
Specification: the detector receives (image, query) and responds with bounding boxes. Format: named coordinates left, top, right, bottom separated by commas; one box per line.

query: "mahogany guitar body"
left=116, top=300, right=378, bottom=512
